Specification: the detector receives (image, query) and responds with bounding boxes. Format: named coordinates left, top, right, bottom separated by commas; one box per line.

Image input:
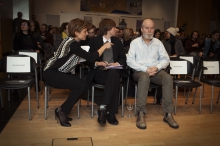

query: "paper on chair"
left=79, top=46, right=90, bottom=62
left=105, top=65, right=123, bottom=70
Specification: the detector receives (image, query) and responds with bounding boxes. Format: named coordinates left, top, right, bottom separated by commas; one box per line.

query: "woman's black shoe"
left=55, top=107, right=71, bottom=127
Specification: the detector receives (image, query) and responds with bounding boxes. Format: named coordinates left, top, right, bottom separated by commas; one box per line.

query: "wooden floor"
left=0, top=84, right=220, bottom=146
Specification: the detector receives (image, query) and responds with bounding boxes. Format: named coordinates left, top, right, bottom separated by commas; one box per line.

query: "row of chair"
left=0, top=54, right=219, bottom=121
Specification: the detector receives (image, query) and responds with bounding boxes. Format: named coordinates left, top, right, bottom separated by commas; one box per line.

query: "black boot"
left=54, top=110, right=72, bottom=121
left=55, top=107, right=71, bottom=127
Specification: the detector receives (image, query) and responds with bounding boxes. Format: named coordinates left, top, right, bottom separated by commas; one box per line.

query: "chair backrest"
left=169, top=58, right=194, bottom=75
left=0, top=55, right=36, bottom=74
left=13, top=50, right=41, bottom=64
left=179, top=55, right=195, bottom=65
left=203, top=60, right=220, bottom=75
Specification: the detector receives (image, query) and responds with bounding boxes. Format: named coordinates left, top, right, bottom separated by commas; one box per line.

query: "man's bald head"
left=141, top=18, right=155, bottom=40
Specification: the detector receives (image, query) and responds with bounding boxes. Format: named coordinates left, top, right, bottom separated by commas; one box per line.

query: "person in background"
left=43, top=18, right=112, bottom=127
left=40, top=23, right=54, bottom=46
left=31, top=14, right=40, bottom=32
left=162, top=27, right=185, bottom=57
left=12, top=12, right=23, bottom=33
left=127, top=18, right=179, bottom=130
left=80, top=23, right=96, bottom=46
left=30, top=21, right=44, bottom=52
left=199, top=30, right=220, bottom=60
left=13, top=20, right=44, bottom=55
left=54, top=22, right=69, bottom=51
left=185, top=31, right=201, bottom=62
left=115, top=27, right=124, bottom=45
left=123, top=28, right=132, bottom=53
left=86, top=18, right=126, bottom=126
left=153, top=29, right=161, bottom=40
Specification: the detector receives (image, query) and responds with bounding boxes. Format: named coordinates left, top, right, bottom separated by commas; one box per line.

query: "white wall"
left=13, top=0, right=29, bottom=20
left=34, top=0, right=178, bottom=31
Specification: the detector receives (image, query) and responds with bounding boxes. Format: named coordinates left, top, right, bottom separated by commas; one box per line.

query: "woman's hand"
left=108, top=62, right=120, bottom=66
left=103, top=42, right=114, bottom=49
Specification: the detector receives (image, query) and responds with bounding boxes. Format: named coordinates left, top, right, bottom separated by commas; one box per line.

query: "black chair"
left=169, top=58, right=203, bottom=114
left=89, top=82, right=124, bottom=118
left=199, top=60, right=220, bottom=113
left=125, top=67, right=162, bottom=115
left=0, top=55, right=38, bottom=120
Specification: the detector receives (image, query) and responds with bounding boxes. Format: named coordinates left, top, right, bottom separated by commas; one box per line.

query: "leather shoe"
left=107, top=113, right=118, bottom=125
left=136, top=110, right=146, bottom=129
left=163, top=113, right=179, bottom=129
left=55, top=107, right=71, bottom=127
left=97, top=108, right=107, bottom=125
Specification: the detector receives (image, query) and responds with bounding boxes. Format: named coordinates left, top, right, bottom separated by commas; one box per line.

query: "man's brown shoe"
left=163, top=113, right=179, bottom=129
left=136, top=110, right=146, bottom=129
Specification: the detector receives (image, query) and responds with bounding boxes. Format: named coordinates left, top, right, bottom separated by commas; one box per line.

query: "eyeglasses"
left=21, top=23, right=28, bottom=26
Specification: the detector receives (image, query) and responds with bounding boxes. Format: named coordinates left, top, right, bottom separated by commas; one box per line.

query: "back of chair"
left=0, top=55, right=36, bottom=74
left=203, top=60, right=220, bottom=75
left=169, top=58, right=195, bottom=75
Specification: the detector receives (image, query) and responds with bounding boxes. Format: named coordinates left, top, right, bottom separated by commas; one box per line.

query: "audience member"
left=185, top=31, right=201, bottom=61
left=13, top=20, right=44, bottom=55
left=80, top=23, right=96, bottom=46
left=30, top=21, right=44, bottom=51
left=153, top=29, right=161, bottom=40
left=40, top=23, right=54, bottom=46
left=123, top=28, right=132, bottom=53
left=126, top=18, right=179, bottom=130
left=12, top=12, right=23, bottom=33
left=31, top=14, right=40, bottom=32
left=54, top=22, right=69, bottom=51
left=199, top=30, right=220, bottom=60
left=43, top=18, right=112, bottom=127
left=86, top=18, right=126, bottom=126
left=162, top=27, right=185, bottom=57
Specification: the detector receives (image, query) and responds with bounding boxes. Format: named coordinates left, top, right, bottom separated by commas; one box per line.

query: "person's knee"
left=163, top=74, right=172, bottom=84
left=79, top=81, right=89, bottom=92
left=139, top=72, right=150, bottom=83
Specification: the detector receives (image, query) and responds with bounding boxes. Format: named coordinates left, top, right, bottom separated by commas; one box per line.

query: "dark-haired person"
left=80, top=23, right=96, bottom=46
left=13, top=20, right=44, bottom=55
left=153, top=29, right=161, bottom=40
left=199, top=30, right=220, bottom=60
left=40, top=23, right=54, bottom=46
left=30, top=21, right=44, bottom=51
left=43, top=19, right=112, bottom=127
left=12, top=12, right=23, bottom=33
left=185, top=31, right=201, bottom=61
left=54, top=22, right=69, bottom=51
left=86, top=18, right=126, bottom=126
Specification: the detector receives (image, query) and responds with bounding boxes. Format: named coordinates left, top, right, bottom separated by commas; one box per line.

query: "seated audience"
left=162, top=27, right=185, bottom=57
left=13, top=20, right=44, bottom=55
left=123, top=28, right=132, bottom=53
left=30, top=21, right=44, bottom=51
left=185, top=31, right=201, bottom=61
left=127, top=18, right=179, bottom=130
left=153, top=29, right=162, bottom=40
left=80, top=23, right=96, bottom=46
left=54, top=22, right=69, bottom=51
left=199, top=30, right=220, bottom=60
left=43, top=18, right=112, bottom=127
left=86, top=18, right=126, bottom=126
left=40, top=23, right=54, bottom=46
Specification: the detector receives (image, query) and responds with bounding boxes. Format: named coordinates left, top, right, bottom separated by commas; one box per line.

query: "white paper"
left=203, top=61, right=219, bottom=74
left=105, top=65, right=123, bottom=70
left=79, top=46, right=90, bottom=62
left=7, top=56, right=30, bottom=73
left=179, top=56, right=194, bottom=64
left=170, top=61, right=187, bottom=74
left=19, top=52, right=37, bottom=63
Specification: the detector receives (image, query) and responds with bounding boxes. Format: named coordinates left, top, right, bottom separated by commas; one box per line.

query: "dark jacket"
left=86, top=35, right=126, bottom=84
left=162, top=38, right=185, bottom=56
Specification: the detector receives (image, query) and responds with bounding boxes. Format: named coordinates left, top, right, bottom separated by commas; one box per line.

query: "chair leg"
left=91, top=86, right=94, bottom=118
left=125, top=77, right=130, bottom=106
left=0, top=90, right=3, bottom=108
left=121, top=86, right=124, bottom=117
left=134, top=85, right=137, bottom=115
left=35, top=77, right=39, bottom=108
left=210, top=86, right=214, bottom=114
left=153, top=88, right=157, bottom=105
left=77, top=100, right=80, bottom=119
left=28, top=87, right=31, bottom=120
left=8, top=89, right=10, bottom=101
left=192, top=87, right=198, bottom=104
left=216, top=91, right=220, bottom=104
left=185, top=88, right=191, bottom=104
left=44, top=86, right=48, bottom=120
left=199, top=86, right=202, bottom=114
left=174, top=86, right=178, bottom=115
left=87, top=90, right=90, bottom=107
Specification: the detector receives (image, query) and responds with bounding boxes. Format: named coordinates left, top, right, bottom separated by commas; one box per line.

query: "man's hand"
left=146, top=66, right=158, bottom=76
left=210, top=52, right=214, bottom=57
left=199, top=52, right=204, bottom=57
left=192, top=43, right=198, bottom=47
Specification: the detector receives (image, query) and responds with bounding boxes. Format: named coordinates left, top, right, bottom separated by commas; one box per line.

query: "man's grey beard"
left=142, top=33, right=153, bottom=39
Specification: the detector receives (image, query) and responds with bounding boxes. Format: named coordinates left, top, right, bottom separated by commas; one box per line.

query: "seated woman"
left=153, top=29, right=162, bottom=40
left=13, top=20, right=44, bottom=55
left=162, top=27, right=185, bottom=57
left=43, top=18, right=112, bottom=127
left=185, top=31, right=201, bottom=62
